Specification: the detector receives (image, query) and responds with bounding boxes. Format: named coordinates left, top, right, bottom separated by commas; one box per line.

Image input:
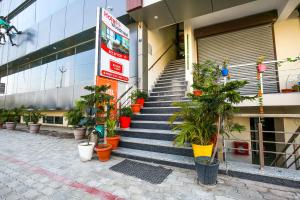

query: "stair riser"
left=148, top=96, right=187, bottom=101
left=155, top=82, right=187, bottom=88
left=159, top=74, right=185, bottom=79
left=161, top=70, right=185, bottom=76
left=150, top=91, right=185, bottom=97
left=144, top=102, right=174, bottom=107
left=141, top=107, right=180, bottom=114
left=152, top=86, right=187, bottom=92
left=117, top=130, right=175, bottom=141
left=112, top=152, right=195, bottom=170
left=130, top=122, right=173, bottom=130
left=163, top=68, right=185, bottom=73
left=119, top=141, right=193, bottom=157
left=132, top=114, right=182, bottom=121
left=156, top=78, right=186, bottom=84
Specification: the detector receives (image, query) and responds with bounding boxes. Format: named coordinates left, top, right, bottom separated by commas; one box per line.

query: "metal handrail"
left=116, top=85, right=134, bottom=104
left=148, top=40, right=176, bottom=71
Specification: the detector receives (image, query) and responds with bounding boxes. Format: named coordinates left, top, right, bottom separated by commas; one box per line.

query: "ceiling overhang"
left=127, top=0, right=255, bottom=29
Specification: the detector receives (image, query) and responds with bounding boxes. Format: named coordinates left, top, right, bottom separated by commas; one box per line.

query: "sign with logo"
left=95, top=8, right=130, bottom=83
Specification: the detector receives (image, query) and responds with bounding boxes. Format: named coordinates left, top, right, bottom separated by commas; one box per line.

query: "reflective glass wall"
left=0, top=0, right=127, bottom=65
left=0, top=41, right=95, bottom=109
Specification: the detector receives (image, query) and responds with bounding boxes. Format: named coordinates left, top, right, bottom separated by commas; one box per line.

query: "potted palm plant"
left=64, top=102, right=86, bottom=140
left=170, top=60, right=255, bottom=185
left=23, top=108, right=45, bottom=133
left=106, top=119, right=119, bottom=150
left=119, top=106, right=133, bottom=128
left=6, top=107, right=24, bottom=130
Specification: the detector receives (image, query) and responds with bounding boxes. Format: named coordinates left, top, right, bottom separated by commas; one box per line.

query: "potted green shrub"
left=77, top=85, right=114, bottom=162
left=0, top=109, right=7, bottom=129
left=106, top=119, right=119, bottom=150
left=6, top=107, right=24, bottom=130
left=119, top=106, right=133, bottom=128
left=23, top=108, right=45, bottom=133
left=131, top=89, right=148, bottom=108
left=64, top=102, right=86, bottom=140
left=170, top=61, right=255, bottom=185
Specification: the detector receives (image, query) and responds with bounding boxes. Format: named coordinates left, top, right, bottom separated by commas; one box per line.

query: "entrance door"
left=250, top=118, right=276, bottom=166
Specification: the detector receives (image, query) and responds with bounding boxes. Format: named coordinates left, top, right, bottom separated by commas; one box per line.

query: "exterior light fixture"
left=154, top=16, right=158, bottom=19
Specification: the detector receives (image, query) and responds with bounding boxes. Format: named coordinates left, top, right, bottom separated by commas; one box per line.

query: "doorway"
left=250, top=118, right=276, bottom=166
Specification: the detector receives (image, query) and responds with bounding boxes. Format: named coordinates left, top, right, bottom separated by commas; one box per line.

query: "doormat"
left=110, top=159, right=173, bottom=184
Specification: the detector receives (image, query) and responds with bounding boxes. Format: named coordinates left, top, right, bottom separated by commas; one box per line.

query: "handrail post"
left=258, top=120, right=264, bottom=170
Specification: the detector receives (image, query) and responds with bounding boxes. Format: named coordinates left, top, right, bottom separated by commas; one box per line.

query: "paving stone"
left=269, top=189, right=296, bottom=199
left=23, top=190, right=40, bottom=199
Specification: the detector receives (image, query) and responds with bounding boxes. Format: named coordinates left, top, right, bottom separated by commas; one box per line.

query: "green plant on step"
left=170, top=60, right=256, bottom=160
left=120, top=106, right=133, bottom=117
left=0, top=109, right=8, bottom=125
left=130, top=89, right=148, bottom=102
left=106, top=119, right=117, bottom=137
left=6, top=106, right=25, bottom=123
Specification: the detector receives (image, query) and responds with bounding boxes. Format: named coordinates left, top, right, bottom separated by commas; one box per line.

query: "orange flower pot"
left=106, top=135, right=120, bottom=150
left=193, top=90, right=203, bottom=96
left=136, top=98, right=145, bottom=108
left=94, top=144, right=112, bottom=162
left=281, top=89, right=296, bottom=93
left=131, top=104, right=141, bottom=114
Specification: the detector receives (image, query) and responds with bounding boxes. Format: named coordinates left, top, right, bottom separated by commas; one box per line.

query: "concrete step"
left=130, top=120, right=181, bottom=130
left=119, top=137, right=193, bottom=157
left=152, top=85, right=187, bottom=92
left=163, top=68, right=185, bottom=73
left=150, top=90, right=186, bottom=97
left=154, top=81, right=187, bottom=88
left=159, top=73, right=185, bottom=79
left=161, top=70, right=185, bottom=76
left=116, top=128, right=176, bottom=141
left=112, top=147, right=194, bottom=169
left=147, top=95, right=187, bottom=102
left=140, top=107, right=180, bottom=114
left=144, top=100, right=190, bottom=107
left=156, top=77, right=186, bottom=84
left=132, top=113, right=181, bottom=121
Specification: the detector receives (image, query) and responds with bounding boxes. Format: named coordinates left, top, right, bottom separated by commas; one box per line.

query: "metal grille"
left=197, top=24, right=278, bottom=94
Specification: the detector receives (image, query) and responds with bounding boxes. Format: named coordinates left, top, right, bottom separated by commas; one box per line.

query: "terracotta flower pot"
left=119, top=116, right=131, bottom=128
left=193, top=90, right=203, bottom=96
left=131, top=104, right=141, bottom=114
left=29, top=124, right=41, bottom=133
left=0, top=124, right=3, bottom=129
left=5, top=122, right=16, bottom=130
left=257, top=64, right=267, bottom=73
left=136, top=98, right=145, bottom=108
left=95, top=144, right=112, bottom=162
left=106, top=135, right=120, bottom=150
left=73, top=127, right=86, bottom=140
left=281, top=89, right=296, bottom=93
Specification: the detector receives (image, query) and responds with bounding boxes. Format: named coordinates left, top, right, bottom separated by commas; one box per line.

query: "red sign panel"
left=110, top=60, right=123, bottom=73
left=127, top=0, right=143, bottom=12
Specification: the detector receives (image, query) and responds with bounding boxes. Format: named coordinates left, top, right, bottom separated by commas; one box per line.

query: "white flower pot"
left=78, top=142, right=95, bottom=162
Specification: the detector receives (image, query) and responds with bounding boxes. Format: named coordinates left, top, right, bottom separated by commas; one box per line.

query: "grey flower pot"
left=73, top=128, right=86, bottom=140
left=29, top=124, right=41, bottom=133
left=5, top=122, right=16, bottom=130
left=195, top=156, right=219, bottom=185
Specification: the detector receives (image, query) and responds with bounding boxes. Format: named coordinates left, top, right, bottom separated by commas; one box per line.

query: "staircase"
left=114, top=59, right=195, bottom=169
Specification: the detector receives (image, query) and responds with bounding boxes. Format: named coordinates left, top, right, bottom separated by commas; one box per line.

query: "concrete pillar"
left=137, top=22, right=148, bottom=91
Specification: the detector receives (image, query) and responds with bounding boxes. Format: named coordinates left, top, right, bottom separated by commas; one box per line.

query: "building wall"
left=147, top=25, right=176, bottom=91
left=274, top=11, right=300, bottom=91
left=283, top=117, right=300, bottom=169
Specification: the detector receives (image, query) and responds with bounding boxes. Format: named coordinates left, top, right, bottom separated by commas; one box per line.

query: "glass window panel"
left=43, top=116, right=54, bottom=124
left=44, top=61, right=57, bottom=90
left=30, top=59, right=42, bottom=68
left=37, top=17, right=51, bottom=49
left=36, top=0, right=50, bottom=23
left=74, top=49, right=95, bottom=85
left=17, top=64, right=30, bottom=93
left=57, top=48, right=75, bottom=60
left=56, top=55, right=74, bottom=88
left=17, top=2, right=36, bottom=31
left=49, top=7, right=66, bottom=43
left=54, top=116, right=63, bottom=124
left=65, top=0, right=84, bottom=38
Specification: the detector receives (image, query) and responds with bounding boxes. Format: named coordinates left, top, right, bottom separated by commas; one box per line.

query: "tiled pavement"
left=0, top=129, right=299, bottom=200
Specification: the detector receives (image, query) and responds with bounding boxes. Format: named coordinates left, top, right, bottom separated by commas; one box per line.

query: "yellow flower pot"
left=192, top=144, right=213, bottom=158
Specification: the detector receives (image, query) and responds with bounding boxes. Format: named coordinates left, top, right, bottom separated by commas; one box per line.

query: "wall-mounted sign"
left=95, top=8, right=130, bottom=83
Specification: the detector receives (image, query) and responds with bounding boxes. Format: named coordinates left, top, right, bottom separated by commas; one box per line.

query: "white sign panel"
left=96, top=8, right=130, bottom=82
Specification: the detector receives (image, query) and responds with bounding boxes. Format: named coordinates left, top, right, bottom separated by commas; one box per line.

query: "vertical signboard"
left=95, top=8, right=130, bottom=83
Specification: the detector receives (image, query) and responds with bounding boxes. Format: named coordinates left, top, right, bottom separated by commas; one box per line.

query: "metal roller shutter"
left=197, top=24, right=278, bottom=95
